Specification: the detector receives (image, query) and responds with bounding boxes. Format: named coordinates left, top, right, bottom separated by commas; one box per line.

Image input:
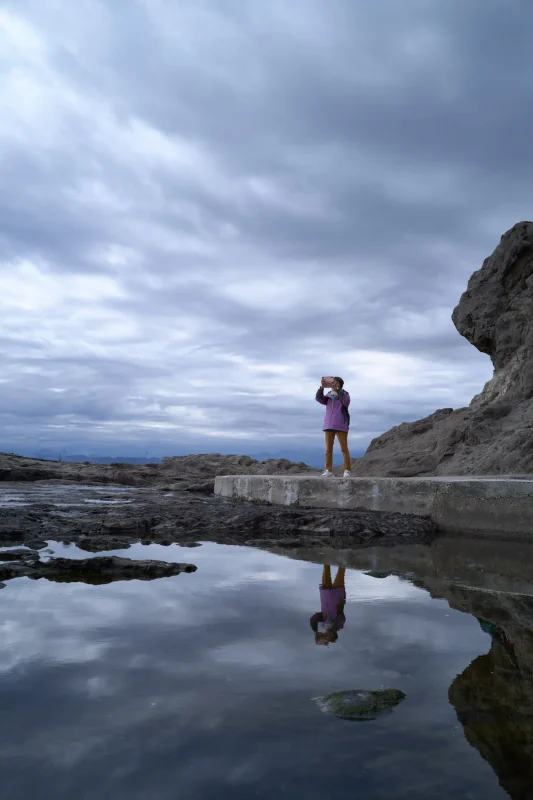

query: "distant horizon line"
left=3, top=446, right=364, bottom=469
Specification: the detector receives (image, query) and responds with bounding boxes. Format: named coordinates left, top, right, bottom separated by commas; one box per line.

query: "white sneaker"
left=343, top=470, right=352, bottom=478
left=321, top=470, right=333, bottom=477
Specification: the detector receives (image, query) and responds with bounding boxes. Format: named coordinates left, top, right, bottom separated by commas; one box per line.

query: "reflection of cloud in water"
left=0, top=542, right=500, bottom=798
left=344, top=572, right=423, bottom=602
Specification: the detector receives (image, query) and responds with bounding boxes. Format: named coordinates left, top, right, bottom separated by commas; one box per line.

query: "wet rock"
left=0, top=482, right=437, bottom=553
left=352, top=221, right=533, bottom=476
left=0, top=548, right=39, bottom=562
left=25, top=539, right=48, bottom=550
left=77, top=537, right=132, bottom=553
left=314, top=689, right=406, bottom=721
left=0, top=562, right=30, bottom=580
left=185, top=480, right=215, bottom=494
left=364, top=571, right=390, bottom=579
left=0, top=555, right=197, bottom=585
left=35, top=555, right=197, bottom=583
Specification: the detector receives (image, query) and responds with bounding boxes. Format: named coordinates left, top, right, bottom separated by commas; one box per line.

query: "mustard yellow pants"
left=321, top=565, right=346, bottom=589
left=325, top=430, right=351, bottom=472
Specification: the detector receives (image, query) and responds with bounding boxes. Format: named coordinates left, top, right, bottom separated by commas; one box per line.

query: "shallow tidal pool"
left=0, top=541, right=520, bottom=799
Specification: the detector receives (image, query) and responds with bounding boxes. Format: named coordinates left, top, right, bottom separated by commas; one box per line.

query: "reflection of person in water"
left=310, top=565, right=346, bottom=646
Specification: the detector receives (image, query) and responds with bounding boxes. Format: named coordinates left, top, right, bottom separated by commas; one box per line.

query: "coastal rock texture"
left=352, top=221, right=533, bottom=476
left=0, top=482, right=436, bottom=557
left=0, top=452, right=317, bottom=486
left=0, top=553, right=197, bottom=585
left=0, top=451, right=437, bottom=559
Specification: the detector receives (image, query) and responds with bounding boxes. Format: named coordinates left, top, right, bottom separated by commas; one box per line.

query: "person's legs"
left=336, top=431, right=351, bottom=471
left=324, top=431, right=335, bottom=472
left=322, top=565, right=332, bottom=588
left=333, top=566, right=346, bottom=589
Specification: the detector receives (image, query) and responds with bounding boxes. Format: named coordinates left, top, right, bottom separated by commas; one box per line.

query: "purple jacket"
left=316, top=387, right=350, bottom=432
left=310, top=587, right=347, bottom=632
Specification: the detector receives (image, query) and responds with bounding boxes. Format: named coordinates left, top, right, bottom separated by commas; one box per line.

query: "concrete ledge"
left=214, top=475, right=533, bottom=537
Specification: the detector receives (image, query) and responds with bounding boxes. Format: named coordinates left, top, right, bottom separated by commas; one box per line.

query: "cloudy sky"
left=1, top=0, right=531, bottom=461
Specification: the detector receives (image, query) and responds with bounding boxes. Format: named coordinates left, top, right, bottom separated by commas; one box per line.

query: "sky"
left=1, top=0, right=532, bottom=462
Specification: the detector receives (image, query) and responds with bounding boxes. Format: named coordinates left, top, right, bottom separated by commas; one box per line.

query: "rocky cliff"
left=352, top=221, right=533, bottom=476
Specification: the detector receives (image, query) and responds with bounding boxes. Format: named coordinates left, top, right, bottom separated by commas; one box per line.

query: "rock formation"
left=0, top=554, right=197, bottom=585
left=352, top=221, right=533, bottom=475
left=0, top=482, right=436, bottom=562
left=0, top=452, right=317, bottom=486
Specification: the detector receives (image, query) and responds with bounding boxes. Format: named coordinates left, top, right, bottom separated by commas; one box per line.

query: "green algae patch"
left=314, top=689, right=406, bottom=721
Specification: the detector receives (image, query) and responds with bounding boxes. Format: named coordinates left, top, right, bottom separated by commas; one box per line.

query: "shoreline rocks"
left=0, top=482, right=437, bottom=554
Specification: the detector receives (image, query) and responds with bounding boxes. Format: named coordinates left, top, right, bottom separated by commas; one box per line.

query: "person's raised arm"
left=316, top=381, right=328, bottom=406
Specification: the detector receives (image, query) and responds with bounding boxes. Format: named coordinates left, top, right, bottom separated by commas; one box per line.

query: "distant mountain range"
left=11, top=447, right=362, bottom=469
left=28, top=452, right=163, bottom=465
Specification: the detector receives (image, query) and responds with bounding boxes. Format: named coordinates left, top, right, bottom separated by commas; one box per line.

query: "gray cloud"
left=1, top=0, right=531, bottom=459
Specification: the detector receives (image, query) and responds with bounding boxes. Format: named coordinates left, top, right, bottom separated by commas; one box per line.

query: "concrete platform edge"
left=214, top=475, right=533, bottom=537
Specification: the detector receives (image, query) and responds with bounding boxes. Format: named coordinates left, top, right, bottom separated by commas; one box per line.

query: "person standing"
left=316, top=376, right=351, bottom=477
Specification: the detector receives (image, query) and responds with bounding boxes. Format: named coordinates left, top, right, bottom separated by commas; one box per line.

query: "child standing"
left=315, top=376, right=351, bottom=477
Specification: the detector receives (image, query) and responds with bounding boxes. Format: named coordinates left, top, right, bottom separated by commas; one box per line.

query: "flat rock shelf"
left=214, top=474, right=533, bottom=538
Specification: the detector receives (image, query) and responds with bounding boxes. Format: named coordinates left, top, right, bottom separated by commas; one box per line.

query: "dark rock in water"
left=185, top=480, right=215, bottom=494
left=314, top=689, right=406, bottom=721
left=25, top=539, right=48, bottom=550
left=0, top=548, right=39, bottom=562
left=352, top=221, right=533, bottom=476
left=364, top=570, right=391, bottom=579
left=0, top=555, right=197, bottom=586
left=77, top=537, right=132, bottom=553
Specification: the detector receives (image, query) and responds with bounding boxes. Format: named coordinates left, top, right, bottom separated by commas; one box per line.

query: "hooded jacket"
left=315, top=387, right=350, bottom=432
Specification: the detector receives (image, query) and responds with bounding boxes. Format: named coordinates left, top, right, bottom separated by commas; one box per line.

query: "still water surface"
left=0, top=541, right=527, bottom=799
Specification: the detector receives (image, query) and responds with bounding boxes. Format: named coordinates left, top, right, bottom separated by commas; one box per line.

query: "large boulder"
left=352, top=221, right=533, bottom=475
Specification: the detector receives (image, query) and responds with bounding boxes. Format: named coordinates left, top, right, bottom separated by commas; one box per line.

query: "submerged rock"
left=352, top=221, right=533, bottom=476
left=0, top=555, right=197, bottom=586
left=314, top=689, right=406, bottom=721
left=0, top=548, right=39, bottom=562
left=77, top=537, right=132, bottom=552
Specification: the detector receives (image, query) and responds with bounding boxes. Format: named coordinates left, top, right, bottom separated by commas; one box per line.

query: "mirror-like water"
left=1, top=540, right=529, bottom=799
